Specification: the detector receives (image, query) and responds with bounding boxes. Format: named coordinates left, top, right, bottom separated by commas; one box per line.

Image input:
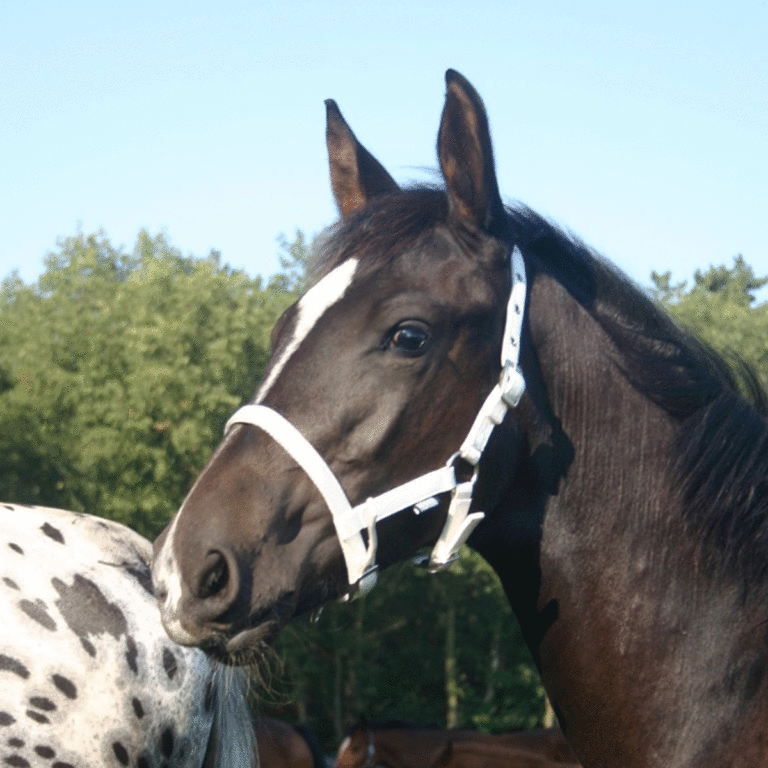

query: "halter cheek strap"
left=224, top=403, right=457, bottom=592
left=225, top=246, right=527, bottom=596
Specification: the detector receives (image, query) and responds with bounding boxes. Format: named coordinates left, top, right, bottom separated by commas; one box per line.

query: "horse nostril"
left=197, top=550, right=230, bottom=600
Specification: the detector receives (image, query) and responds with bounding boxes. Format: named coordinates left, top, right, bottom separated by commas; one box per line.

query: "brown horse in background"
left=334, top=720, right=576, bottom=768
left=431, top=739, right=580, bottom=768
left=254, top=717, right=325, bottom=768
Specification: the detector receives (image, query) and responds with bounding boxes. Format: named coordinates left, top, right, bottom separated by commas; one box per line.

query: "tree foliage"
left=0, top=229, right=299, bottom=537
left=650, top=256, right=768, bottom=389
left=0, top=225, right=546, bottom=746
left=262, top=550, right=545, bottom=747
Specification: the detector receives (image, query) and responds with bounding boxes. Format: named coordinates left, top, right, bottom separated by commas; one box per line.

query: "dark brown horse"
left=152, top=70, right=768, bottom=767
left=334, top=721, right=576, bottom=768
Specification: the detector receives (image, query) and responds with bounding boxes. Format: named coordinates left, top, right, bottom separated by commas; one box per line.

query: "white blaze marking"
left=153, top=512, right=197, bottom=645
left=337, top=736, right=351, bottom=760
left=256, top=257, right=359, bottom=402
left=152, top=258, right=359, bottom=637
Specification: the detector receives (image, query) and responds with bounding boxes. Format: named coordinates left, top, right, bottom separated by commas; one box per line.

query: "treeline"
left=0, top=229, right=765, bottom=750
left=650, top=256, right=768, bottom=391
left=0, top=229, right=301, bottom=535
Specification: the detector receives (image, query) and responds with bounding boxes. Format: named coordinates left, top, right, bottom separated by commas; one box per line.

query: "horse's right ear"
left=325, top=100, right=400, bottom=219
left=438, top=70, right=506, bottom=238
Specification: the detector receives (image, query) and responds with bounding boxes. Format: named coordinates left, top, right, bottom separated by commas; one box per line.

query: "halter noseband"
left=224, top=246, right=527, bottom=597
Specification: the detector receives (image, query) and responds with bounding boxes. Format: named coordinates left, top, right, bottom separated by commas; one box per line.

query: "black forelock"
left=308, top=187, right=449, bottom=285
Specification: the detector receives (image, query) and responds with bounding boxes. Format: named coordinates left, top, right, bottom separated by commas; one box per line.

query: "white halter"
left=225, top=246, right=527, bottom=597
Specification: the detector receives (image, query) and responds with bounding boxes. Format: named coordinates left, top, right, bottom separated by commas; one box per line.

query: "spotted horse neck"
left=0, top=503, right=255, bottom=768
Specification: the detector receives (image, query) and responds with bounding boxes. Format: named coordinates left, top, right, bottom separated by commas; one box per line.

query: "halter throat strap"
left=224, top=246, right=527, bottom=596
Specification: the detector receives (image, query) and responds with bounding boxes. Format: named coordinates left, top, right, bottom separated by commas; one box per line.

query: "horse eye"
left=387, top=323, right=431, bottom=356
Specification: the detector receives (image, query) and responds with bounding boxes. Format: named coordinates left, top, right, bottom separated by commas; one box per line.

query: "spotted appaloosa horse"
left=153, top=69, right=768, bottom=767
left=0, top=504, right=255, bottom=768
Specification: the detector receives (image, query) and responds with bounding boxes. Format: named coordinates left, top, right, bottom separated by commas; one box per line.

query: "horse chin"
left=203, top=586, right=341, bottom=666
left=201, top=619, right=283, bottom=666
left=196, top=571, right=344, bottom=665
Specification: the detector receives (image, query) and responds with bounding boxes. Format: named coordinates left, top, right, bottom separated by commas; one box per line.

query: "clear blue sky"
left=2, top=1, right=766, bottom=296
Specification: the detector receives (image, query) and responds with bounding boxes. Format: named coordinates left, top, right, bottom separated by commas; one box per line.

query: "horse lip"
left=195, top=620, right=283, bottom=665
left=202, top=600, right=296, bottom=663
left=228, top=620, right=282, bottom=653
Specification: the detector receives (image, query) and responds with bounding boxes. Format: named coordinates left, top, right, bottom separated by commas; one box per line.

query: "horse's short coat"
left=0, top=504, right=254, bottom=768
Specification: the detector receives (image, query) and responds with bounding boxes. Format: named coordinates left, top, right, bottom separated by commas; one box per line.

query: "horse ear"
left=325, top=99, right=400, bottom=219
left=438, top=70, right=505, bottom=236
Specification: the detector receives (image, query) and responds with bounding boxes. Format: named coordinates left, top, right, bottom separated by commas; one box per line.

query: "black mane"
left=316, top=186, right=768, bottom=585
left=509, top=205, right=768, bottom=585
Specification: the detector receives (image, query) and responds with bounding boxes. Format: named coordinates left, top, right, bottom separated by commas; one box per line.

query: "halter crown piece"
left=225, top=246, right=527, bottom=597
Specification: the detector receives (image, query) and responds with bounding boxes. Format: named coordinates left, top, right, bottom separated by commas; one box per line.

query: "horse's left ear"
left=438, top=70, right=506, bottom=237
left=325, top=99, right=400, bottom=219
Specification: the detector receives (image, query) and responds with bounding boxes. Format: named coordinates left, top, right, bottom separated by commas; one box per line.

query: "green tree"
left=0, top=228, right=303, bottom=537
left=651, top=256, right=768, bottom=389
left=262, top=550, right=545, bottom=749
left=270, top=230, right=314, bottom=296
left=16, top=231, right=765, bottom=753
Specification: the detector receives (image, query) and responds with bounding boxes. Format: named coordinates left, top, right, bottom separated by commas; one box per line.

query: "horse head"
left=152, top=70, right=522, bottom=661
left=334, top=720, right=375, bottom=768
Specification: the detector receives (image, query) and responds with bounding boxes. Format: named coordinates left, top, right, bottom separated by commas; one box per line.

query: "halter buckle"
left=428, top=472, right=484, bottom=571
left=500, top=361, right=526, bottom=408
left=339, top=564, right=379, bottom=602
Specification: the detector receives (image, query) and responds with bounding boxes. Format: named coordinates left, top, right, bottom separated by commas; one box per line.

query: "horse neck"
left=475, top=270, right=768, bottom=767
left=479, top=268, right=685, bottom=596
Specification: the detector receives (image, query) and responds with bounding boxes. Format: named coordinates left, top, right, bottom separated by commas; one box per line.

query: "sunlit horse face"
left=153, top=71, right=515, bottom=660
